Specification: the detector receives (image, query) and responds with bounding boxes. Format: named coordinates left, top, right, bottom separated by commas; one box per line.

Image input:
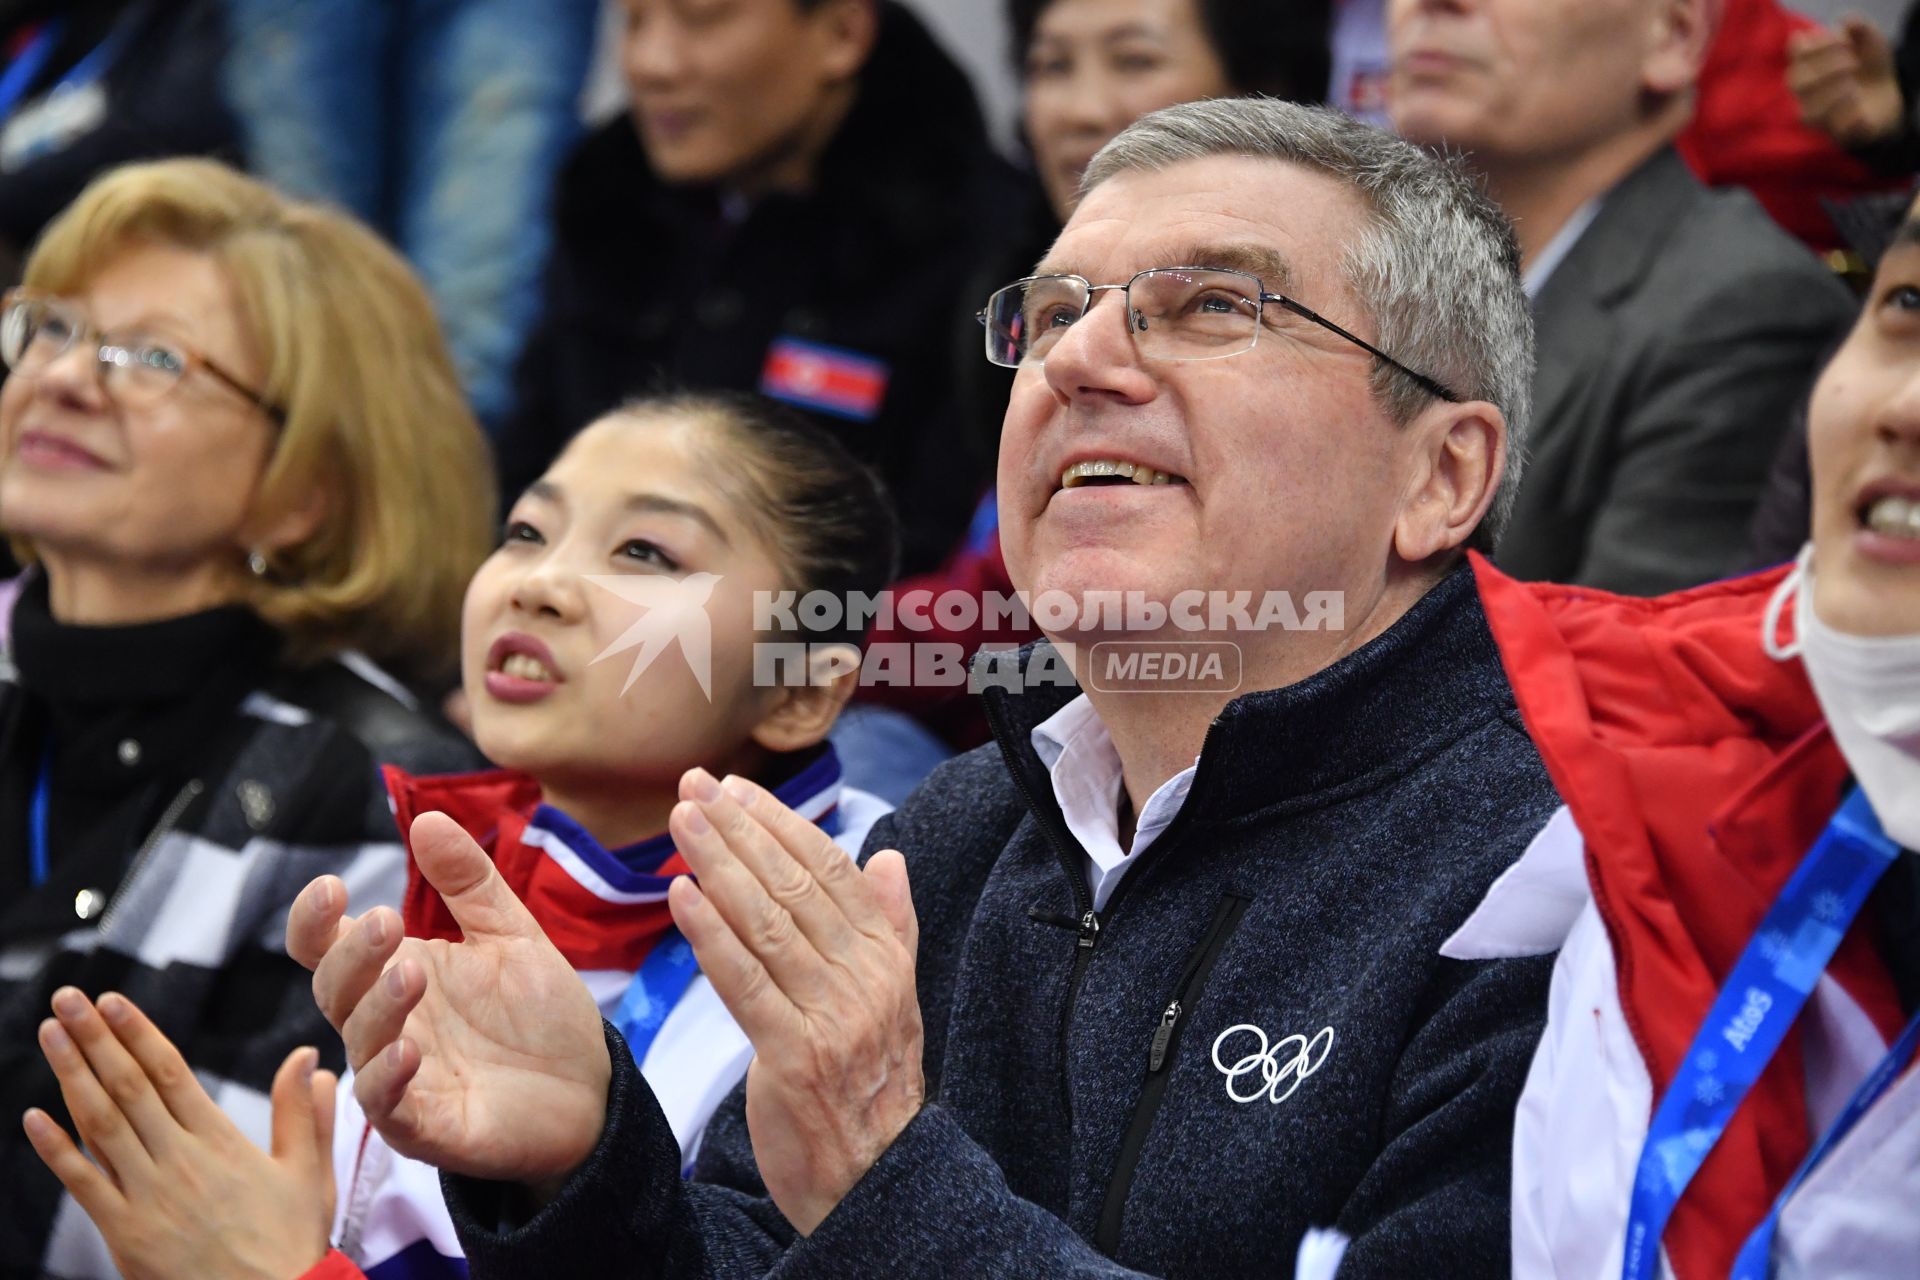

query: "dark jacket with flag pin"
left=492, top=2, right=1020, bottom=575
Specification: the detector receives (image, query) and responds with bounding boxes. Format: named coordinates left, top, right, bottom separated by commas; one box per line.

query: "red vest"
left=1472, top=554, right=1907, bottom=1279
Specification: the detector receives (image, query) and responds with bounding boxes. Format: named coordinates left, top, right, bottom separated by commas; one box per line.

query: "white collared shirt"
left=1030, top=694, right=1198, bottom=911
left=1521, top=197, right=1602, bottom=300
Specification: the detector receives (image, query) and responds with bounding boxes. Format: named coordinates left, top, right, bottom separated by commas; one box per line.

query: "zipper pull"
left=1028, top=906, right=1086, bottom=930
left=1077, top=909, right=1101, bottom=948
left=1149, top=1000, right=1181, bottom=1072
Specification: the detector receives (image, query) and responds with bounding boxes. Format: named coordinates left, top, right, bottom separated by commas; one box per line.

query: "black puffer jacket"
left=494, top=3, right=1021, bottom=574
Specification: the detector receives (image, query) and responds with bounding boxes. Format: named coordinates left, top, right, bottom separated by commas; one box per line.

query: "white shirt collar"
left=1030, top=694, right=1199, bottom=911
left=1522, top=197, right=1603, bottom=300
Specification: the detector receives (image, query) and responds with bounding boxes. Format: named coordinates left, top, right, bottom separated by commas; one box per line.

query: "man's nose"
left=1040, top=288, right=1156, bottom=405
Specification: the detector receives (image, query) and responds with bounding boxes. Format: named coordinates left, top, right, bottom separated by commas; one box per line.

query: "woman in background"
left=1013, top=0, right=1331, bottom=222
left=0, top=157, right=493, bottom=1277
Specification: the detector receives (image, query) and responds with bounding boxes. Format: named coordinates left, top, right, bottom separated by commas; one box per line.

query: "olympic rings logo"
left=1210, top=1023, right=1336, bottom=1104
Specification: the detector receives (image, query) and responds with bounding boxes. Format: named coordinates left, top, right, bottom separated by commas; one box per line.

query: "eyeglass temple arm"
left=1264, top=294, right=1463, bottom=404
left=198, top=359, right=287, bottom=425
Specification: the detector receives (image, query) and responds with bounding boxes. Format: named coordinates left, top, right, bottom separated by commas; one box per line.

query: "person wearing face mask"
left=0, top=158, right=494, bottom=1277
left=1453, top=197, right=1920, bottom=1278
left=491, top=0, right=1017, bottom=579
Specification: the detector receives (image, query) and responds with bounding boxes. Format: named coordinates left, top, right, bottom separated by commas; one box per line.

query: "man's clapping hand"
left=664, top=768, right=924, bottom=1236
left=286, top=812, right=611, bottom=1195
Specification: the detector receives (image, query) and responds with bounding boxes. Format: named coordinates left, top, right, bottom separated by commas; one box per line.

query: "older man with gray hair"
left=1389, top=0, right=1855, bottom=594
left=286, top=98, right=1563, bottom=1277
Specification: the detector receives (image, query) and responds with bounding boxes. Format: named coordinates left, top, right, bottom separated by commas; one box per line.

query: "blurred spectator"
left=0, top=158, right=491, bottom=1276
left=493, top=0, right=1017, bottom=576
left=1787, top=3, right=1920, bottom=186
left=1790, top=10, right=1910, bottom=151
left=866, top=0, right=1332, bottom=750
left=1338, top=0, right=1903, bottom=250
left=0, top=0, right=241, bottom=287
left=1390, top=0, right=1856, bottom=594
left=1330, top=0, right=1392, bottom=124
left=1013, top=0, right=1333, bottom=220
left=221, top=0, right=601, bottom=431
left=1679, top=0, right=1910, bottom=252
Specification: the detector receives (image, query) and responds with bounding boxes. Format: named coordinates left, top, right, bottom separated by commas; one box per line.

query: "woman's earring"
left=247, top=550, right=271, bottom=579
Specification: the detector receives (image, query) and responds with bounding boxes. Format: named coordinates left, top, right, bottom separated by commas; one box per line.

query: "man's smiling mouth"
left=1059, top=459, right=1189, bottom=489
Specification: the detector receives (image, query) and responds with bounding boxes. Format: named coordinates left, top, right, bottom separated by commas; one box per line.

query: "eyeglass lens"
left=1, top=298, right=193, bottom=406
left=985, top=269, right=1264, bottom=367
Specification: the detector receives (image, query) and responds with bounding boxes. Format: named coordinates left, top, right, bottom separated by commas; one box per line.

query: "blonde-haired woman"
left=0, top=157, right=492, bottom=1277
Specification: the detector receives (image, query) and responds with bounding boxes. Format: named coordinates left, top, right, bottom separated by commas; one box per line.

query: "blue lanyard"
left=1621, top=788, right=1906, bottom=1280
left=612, top=927, right=702, bottom=1069
left=28, top=740, right=52, bottom=887
left=0, top=20, right=63, bottom=121
left=1730, top=1003, right=1920, bottom=1278
left=605, top=804, right=842, bottom=1153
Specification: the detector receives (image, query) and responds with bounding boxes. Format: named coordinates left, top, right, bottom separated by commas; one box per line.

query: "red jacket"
left=1473, top=554, right=1907, bottom=1278
left=1678, top=0, right=1907, bottom=251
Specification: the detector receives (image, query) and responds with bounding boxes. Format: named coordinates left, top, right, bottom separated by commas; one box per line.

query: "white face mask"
left=1765, top=545, right=1920, bottom=851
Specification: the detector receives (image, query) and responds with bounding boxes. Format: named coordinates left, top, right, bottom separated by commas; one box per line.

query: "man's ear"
left=1642, top=0, right=1712, bottom=97
left=1392, top=400, right=1506, bottom=564
left=749, top=643, right=862, bottom=754
left=808, top=0, right=880, bottom=82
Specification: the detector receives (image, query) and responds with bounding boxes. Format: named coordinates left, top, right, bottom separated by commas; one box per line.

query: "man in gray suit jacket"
left=1386, top=0, right=1856, bottom=594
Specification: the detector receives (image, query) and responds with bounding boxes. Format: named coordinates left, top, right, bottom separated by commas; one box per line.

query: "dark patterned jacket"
left=0, top=575, right=478, bottom=1278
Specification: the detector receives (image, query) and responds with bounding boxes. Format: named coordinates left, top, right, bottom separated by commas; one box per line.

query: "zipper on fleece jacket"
left=1094, top=891, right=1252, bottom=1257
left=982, top=677, right=1224, bottom=1140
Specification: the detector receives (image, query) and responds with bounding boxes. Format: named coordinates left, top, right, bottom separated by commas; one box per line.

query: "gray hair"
left=1083, top=98, right=1533, bottom=552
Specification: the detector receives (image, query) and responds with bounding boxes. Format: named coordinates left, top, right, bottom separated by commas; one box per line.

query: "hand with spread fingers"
left=284, top=811, right=610, bottom=1191
left=21, top=988, right=337, bottom=1280
left=664, top=766, right=923, bottom=1236
left=1788, top=18, right=1907, bottom=149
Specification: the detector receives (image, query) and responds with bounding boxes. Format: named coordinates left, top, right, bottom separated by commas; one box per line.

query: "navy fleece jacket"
left=447, top=566, right=1561, bottom=1277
